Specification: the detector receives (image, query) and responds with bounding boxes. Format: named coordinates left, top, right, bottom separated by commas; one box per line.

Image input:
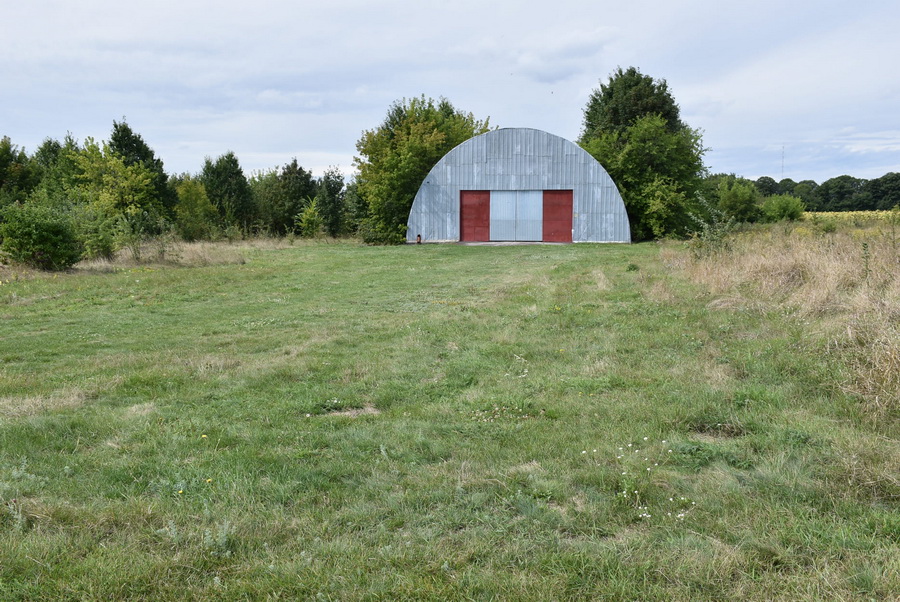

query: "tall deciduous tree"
left=251, top=159, right=319, bottom=236
left=778, top=178, right=797, bottom=196
left=810, top=175, right=868, bottom=211
left=175, top=175, right=218, bottom=241
left=754, top=176, right=779, bottom=197
left=865, top=172, right=900, bottom=210
left=355, top=96, right=491, bottom=243
left=579, top=68, right=706, bottom=240
left=579, top=66, right=683, bottom=142
left=71, top=138, right=162, bottom=258
left=792, top=180, right=819, bottom=207
left=581, top=114, right=706, bottom=240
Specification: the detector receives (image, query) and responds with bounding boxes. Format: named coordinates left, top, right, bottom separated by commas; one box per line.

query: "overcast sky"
left=3, top=0, right=899, bottom=184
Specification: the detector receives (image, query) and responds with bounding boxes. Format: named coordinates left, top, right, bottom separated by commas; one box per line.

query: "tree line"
left=0, top=96, right=490, bottom=267
left=3, top=68, right=899, bottom=269
left=749, top=173, right=900, bottom=213
left=0, top=121, right=356, bottom=269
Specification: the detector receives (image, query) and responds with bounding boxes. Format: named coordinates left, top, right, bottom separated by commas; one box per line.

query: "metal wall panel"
left=515, top=190, right=543, bottom=241
left=489, top=191, right=517, bottom=241
left=406, top=128, right=630, bottom=243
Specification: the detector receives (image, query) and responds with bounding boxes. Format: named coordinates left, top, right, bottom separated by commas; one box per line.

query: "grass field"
left=1, top=239, right=898, bottom=600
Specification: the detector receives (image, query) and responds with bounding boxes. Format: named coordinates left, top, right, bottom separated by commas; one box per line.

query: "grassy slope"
left=1, top=242, right=897, bottom=600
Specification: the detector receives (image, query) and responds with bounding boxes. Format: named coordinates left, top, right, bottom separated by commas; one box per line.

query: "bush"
left=761, top=194, right=805, bottom=222
left=357, top=217, right=407, bottom=245
left=0, top=203, right=82, bottom=270
left=687, top=197, right=736, bottom=258
left=175, top=177, right=218, bottom=242
left=73, top=205, right=118, bottom=260
left=717, top=178, right=762, bottom=222
left=297, top=200, right=323, bottom=239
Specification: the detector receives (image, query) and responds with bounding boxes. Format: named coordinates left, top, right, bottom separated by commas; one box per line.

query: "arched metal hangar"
left=406, top=127, right=630, bottom=243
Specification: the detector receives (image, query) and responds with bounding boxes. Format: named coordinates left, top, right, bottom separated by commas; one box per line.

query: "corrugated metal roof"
left=406, top=128, right=631, bottom=243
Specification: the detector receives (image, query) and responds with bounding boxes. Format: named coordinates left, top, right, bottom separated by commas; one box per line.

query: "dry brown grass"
left=669, top=225, right=900, bottom=418
left=0, top=388, right=90, bottom=417
left=76, top=240, right=252, bottom=271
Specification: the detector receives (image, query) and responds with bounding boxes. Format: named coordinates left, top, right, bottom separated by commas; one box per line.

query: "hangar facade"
left=406, top=127, right=631, bottom=243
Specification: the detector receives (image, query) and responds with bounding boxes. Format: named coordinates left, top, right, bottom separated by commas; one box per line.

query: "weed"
left=687, top=197, right=736, bottom=258
left=203, top=521, right=234, bottom=558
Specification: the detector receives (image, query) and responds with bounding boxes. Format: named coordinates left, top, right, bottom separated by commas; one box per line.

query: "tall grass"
left=670, top=223, right=899, bottom=419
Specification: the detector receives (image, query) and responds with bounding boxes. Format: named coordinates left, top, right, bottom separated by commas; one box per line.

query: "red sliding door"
left=542, top=190, right=573, bottom=242
left=460, top=190, right=490, bottom=241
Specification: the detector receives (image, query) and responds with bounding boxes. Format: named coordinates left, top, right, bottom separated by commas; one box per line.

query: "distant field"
left=1, top=240, right=898, bottom=600
left=805, top=209, right=899, bottom=225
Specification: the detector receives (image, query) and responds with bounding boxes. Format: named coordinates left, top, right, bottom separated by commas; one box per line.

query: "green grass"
left=1, top=241, right=898, bottom=600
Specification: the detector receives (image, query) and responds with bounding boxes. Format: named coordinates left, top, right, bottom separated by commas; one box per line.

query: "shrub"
left=357, top=217, right=407, bottom=245
left=73, top=204, right=118, bottom=260
left=717, top=178, right=762, bottom=222
left=687, top=197, right=736, bottom=258
left=0, top=203, right=82, bottom=270
left=297, top=200, right=323, bottom=239
left=761, top=194, right=805, bottom=222
left=175, top=177, right=218, bottom=242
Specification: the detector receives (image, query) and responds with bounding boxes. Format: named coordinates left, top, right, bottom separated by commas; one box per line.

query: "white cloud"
left=2, top=0, right=899, bottom=181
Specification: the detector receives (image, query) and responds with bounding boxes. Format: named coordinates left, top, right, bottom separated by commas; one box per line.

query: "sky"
left=3, top=0, right=900, bottom=184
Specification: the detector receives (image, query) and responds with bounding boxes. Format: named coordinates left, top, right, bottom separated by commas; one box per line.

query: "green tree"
left=792, top=180, right=818, bottom=207
left=754, top=176, right=779, bottom=197
left=0, top=137, right=40, bottom=208
left=27, top=136, right=81, bottom=209
left=249, top=169, right=282, bottom=235
left=581, top=113, right=706, bottom=240
left=298, top=198, right=323, bottom=238
left=778, top=178, right=797, bottom=196
left=201, top=152, right=254, bottom=231
left=355, top=96, right=491, bottom=243
left=316, top=166, right=345, bottom=237
left=71, top=138, right=163, bottom=259
left=174, top=175, right=218, bottom=241
left=251, top=159, right=317, bottom=235
left=865, top=172, right=900, bottom=211
left=579, top=68, right=706, bottom=240
left=278, top=158, right=317, bottom=233
left=579, top=66, right=683, bottom=142
left=811, top=175, right=867, bottom=211
left=716, top=177, right=761, bottom=222
left=342, top=181, right=366, bottom=234
left=109, top=120, right=176, bottom=216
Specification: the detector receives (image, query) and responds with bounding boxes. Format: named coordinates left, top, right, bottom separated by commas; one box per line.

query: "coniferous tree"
left=0, top=137, right=40, bottom=208
left=109, top=120, right=176, bottom=216
left=316, top=166, right=344, bottom=238
left=201, top=152, right=254, bottom=232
